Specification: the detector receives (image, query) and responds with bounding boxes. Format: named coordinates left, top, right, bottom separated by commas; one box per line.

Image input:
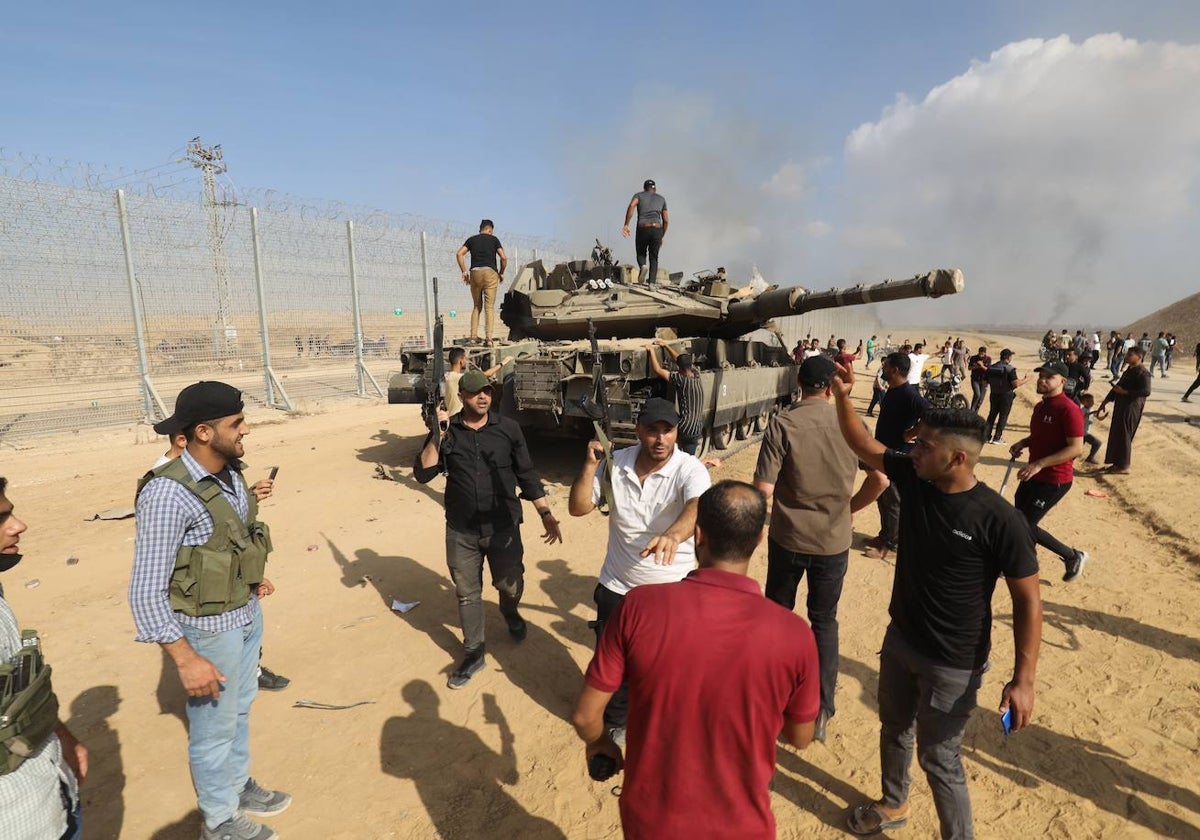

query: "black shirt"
left=967, top=353, right=991, bottom=383
left=1064, top=360, right=1090, bottom=398
left=986, top=361, right=1018, bottom=394
left=413, top=412, right=545, bottom=535
left=883, top=451, right=1038, bottom=669
left=463, top=233, right=503, bottom=271
left=874, top=383, right=928, bottom=450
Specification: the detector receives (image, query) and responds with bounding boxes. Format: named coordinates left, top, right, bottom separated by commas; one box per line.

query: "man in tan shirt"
left=754, top=355, right=888, bottom=742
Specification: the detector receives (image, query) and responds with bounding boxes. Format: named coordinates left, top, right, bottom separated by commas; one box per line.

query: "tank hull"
left=388, top=336, right=797, bottom=453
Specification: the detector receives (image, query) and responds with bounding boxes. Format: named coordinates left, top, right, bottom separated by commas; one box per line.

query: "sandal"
left=847, top=802, right=908, bottom=836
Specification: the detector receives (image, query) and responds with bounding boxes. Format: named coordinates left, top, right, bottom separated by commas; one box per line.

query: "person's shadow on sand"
left=381, top=681, right=567, bottom=839
left=327, top=538, right=583, bottom=721
left=66, top=686, right=126, bottom=838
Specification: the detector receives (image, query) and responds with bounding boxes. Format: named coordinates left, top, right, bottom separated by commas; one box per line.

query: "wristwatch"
left=539, top=508, right=553, bottom=518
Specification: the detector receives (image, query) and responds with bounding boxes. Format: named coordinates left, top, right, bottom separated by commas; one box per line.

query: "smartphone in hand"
left=268, top=466, right=280, bottom=480
left=1001, top=707, right=1014, bottom=737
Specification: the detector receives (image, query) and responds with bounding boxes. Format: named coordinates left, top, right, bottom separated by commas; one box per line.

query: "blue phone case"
left=1001, top=707, right=1014, bottom=736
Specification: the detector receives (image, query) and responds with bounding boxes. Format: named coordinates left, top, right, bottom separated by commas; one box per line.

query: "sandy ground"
left=2, top=332, right=1198, bottom=840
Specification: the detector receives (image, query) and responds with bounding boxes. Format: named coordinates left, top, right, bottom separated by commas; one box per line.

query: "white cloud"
left=763, top=159, right=828, bottom=198
left=837, top=33, right=1200, bottom=325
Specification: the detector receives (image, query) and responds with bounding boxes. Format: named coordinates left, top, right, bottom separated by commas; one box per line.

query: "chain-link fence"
left=1, top=147, right=884, bottom=443
left=0, top=150, right=576, bottom=441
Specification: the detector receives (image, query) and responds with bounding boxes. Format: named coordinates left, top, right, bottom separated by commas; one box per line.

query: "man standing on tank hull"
left=622, top=180, right=668, bottom=284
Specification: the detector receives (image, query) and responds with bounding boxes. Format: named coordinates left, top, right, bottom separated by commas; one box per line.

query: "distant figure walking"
left=1098, top=346, right=1151, bottom=474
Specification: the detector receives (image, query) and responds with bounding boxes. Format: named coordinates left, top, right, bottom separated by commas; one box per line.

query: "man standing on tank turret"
left=621, top=180, right=669, bottom=285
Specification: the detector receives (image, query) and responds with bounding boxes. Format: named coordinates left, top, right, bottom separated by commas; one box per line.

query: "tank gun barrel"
left=721, top=269, right=963, bottom=335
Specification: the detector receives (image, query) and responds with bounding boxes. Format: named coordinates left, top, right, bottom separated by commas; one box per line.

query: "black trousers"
left=875, top=484, right=901, bottom=550
left=593, top=583, right=629, bottom=729
left=634, top=226, right=665, bottom=283
left=1184, top=371, right=1200, bottom=400
left=985, top=391, right=1015, bottom=441
left=1014, top=480, right=1075, bottom=564
left=764, top=538, right=849, bottom=717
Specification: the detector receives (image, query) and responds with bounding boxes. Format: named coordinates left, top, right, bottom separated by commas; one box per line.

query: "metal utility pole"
left=187, top=136, right=237, bottom=363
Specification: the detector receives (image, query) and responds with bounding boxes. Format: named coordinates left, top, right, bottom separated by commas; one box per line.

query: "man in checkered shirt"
left=0, top=476, right=88, bottom=840
left=130, top=382, right=289, bottom=840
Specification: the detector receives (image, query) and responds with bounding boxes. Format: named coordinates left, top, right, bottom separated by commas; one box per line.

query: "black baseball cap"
left=637, top=397, right=679, bottom=428
left=643, top=179, right=656, bottom=190
left=154, top=381, right=244, bottom=435
left=1035, top=361, right=1069, bottom=377
left=799, top=354, right=837, bottom=388
left=999, top=348, right=1014, bottom=359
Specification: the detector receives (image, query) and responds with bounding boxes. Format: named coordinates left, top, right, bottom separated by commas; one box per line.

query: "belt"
left=636, top=224, right=663, bottom=229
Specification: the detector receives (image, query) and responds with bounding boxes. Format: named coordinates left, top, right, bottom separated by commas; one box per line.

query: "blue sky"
left=4, top=1, right=1200, bottom=324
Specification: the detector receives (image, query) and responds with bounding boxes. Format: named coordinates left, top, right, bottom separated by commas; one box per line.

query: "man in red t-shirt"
left=1009, top=361, right=1088, bottom=582
left=834, top=337, right=861, bottom=371
left=571, top=481, right=820, bottom=840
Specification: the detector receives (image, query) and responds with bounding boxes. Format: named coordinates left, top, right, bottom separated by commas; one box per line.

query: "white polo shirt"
left=593, top=444, right=712, bottom=595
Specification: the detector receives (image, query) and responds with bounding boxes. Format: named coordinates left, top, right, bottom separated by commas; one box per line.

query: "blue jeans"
left=181, top=609, right=263, bottom=829
left=764, top=538, right=849, bottom=717
left=60, top=782, right=81, bottom=839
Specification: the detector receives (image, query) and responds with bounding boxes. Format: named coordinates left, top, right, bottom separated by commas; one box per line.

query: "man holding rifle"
left=828, top=364, right=1042, bottom=840
left=414, top=370, right=562, bottom=690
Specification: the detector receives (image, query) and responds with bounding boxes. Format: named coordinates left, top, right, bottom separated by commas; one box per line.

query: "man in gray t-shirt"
left=621, top=179, right=669, bottom=285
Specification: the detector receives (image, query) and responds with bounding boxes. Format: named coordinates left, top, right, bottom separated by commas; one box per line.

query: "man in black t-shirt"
left=966, top=346, right=991, bottom=413
left=1061, top=348, right=1091, bottom=404
left=830, top=374, right=1042, bottom=840
left=864, top=352, right=928, bottom=561
left=983, top=349, right=1027, bottom=444
left=455, top=219, right=508, bottom=345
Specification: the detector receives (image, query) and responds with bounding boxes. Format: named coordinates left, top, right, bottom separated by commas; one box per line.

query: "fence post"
left=251, top=207, right=292, bottom=411
left=347, top=220, right=384, bottom=399
left=420, top=230, right=433, bottom=347
left=115, top=188, right=166, bottom=423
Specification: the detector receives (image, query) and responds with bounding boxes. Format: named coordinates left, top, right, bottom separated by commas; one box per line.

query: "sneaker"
left=257, top=667, right=290, bottom=692
left=813, top=709, right=830, bottom=744
left=504, top=612, right=528, bottom=642
left=608, top=726, right=627, bottom=750
left=991, top=438, right=1007, bottom=445
left=200, top=813, right=276, bottom=840
left=447, top=650, right=486, bottom=689
left=239, top=778, right=292, bottom=816
left=1063, top=550, right=1088, bottom=582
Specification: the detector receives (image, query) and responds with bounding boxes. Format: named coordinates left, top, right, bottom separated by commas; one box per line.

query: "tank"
left=389, top=242, right=964, bottom=455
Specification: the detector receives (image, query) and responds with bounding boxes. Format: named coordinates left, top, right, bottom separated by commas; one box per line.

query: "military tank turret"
left=390, top=241, right=964, bottom=454
left=499, top=239, right=962, bottom=341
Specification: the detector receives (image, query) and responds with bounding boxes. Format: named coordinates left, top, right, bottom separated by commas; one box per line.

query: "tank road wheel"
left=693, top=431, right=710, bottom=459
left=735, top=416, right=753, bottom=440
left=752, top=409, right=770, bottom=434
left=712, top=424, right=734, bottom=450
left=950, top=394, right=969, bottom=410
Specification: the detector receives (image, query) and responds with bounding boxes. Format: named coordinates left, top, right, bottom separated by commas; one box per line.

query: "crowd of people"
left=0, top=315, right=1189, bottom=840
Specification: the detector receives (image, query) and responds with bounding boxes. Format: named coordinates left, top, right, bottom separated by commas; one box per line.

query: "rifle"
left=585, top=318, right=616, bottom=515
left=426, top=276, right=446, bottom=452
